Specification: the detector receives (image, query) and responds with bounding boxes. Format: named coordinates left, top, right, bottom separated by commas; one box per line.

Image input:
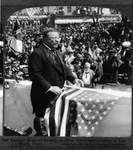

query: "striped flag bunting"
left=8, top=19, right=23, bottom=55
left=43, top=86, right=120, bottom=137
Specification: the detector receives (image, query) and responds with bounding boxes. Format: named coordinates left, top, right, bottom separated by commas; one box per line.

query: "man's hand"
left=48, top=86, right=62, bottom=95
left=73, top=78, right=84, bottom=87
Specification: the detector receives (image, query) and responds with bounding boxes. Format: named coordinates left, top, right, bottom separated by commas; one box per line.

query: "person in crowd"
left=65, top=64, right=84, bottom=87
left=92, top=57, right=104, bottom=87
left=108, top=49, right=121, bottom=84
left=92, top=43, right=102, bottom=61
left=28, top=28, right=81, bottom=136
left=64, top=47, right=75, bottom=67
left=82, top=62, right=95, bottom=88
left=71, top=53, right=84, bottom=79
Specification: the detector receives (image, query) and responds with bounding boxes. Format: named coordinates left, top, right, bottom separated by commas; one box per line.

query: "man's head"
left=84, top=62, right=91, bottom=69
left=43, top=28, right=60, bottom=48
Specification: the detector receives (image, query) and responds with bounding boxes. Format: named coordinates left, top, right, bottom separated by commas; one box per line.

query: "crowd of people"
left=4, top=19, right=132, bottom=88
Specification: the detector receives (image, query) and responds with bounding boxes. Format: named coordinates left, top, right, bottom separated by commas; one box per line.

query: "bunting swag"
left=43, top=87, right=120, bottom=137
left=8, top=19, right=22, bottom=55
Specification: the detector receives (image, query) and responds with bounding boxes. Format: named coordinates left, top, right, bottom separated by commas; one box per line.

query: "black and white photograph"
left=0, top=0, right=132, bottom=149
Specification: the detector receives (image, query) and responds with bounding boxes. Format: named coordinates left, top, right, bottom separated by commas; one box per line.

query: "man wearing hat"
left=28, top=28, right=79, bottom=136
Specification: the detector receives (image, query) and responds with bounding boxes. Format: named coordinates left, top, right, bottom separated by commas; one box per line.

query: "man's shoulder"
left=29, top=47, right=46, bottom=59
left=34, top=46, right=45, bottom=51
left=32, top=46, right=47, bottom=54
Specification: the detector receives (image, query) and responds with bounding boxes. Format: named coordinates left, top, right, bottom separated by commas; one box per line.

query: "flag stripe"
left=44, top=108, right=50, bottom=136
left=59, top=89, right=84, bottom=136
left=57, top=88, right=79, bottom=136
left=65, top=100, right=77, bottom=136
left=49, top=105, right=56, bottom=136
left=54, top=88, right=75, bottom=135
left=44, top=88, right=77, bottom=136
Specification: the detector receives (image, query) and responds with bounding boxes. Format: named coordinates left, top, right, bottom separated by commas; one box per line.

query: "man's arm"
left=29, top=51, right=62, bottom=95
left=28, top=51, right=51, bottom=92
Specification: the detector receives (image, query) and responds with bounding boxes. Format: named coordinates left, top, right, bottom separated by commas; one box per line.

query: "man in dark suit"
left=28, top=28, right=80, bottom=135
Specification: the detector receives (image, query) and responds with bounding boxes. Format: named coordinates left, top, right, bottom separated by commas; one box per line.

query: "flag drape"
left=43, top=87, right=120, bottom=137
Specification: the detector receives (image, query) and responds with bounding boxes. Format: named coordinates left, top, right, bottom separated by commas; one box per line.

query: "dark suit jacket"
left=28, top=45, right=76, bottom=117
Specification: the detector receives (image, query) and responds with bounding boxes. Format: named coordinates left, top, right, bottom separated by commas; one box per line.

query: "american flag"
left=43, top=86, right=120, bottom=137
left=8, top=19, right=23, bottom=55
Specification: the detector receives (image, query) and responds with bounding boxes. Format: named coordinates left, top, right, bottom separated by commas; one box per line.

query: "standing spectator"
left=92, top=43, right=102, bottom=61
left=82, top=62, right=95, bottom=88
left=65, top=64, right=84, bottom=87
left=65, top=48, right=75, bottom=67
left=72, top=53, right=84, bottom=79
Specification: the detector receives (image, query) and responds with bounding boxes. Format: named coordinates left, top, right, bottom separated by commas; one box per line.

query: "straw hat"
left=122, top=41, right=131, bottom=47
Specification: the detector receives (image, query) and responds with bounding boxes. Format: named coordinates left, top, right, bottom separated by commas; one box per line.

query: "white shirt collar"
left=43, top=43, right=51, bottom=51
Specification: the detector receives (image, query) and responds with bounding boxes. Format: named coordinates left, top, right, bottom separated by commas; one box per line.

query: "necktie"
left=86, top=72, right=89, bottom=78
left=49, top=50, right=58, bottom=64
left=43, top=43, right=58, bottom=64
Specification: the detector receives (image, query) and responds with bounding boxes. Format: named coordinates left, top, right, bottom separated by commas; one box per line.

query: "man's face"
left=47, top=31, right=60, bottom=48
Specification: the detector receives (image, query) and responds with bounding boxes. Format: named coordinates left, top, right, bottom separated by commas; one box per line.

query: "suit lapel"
left=56, top=51, right=66, bottom=75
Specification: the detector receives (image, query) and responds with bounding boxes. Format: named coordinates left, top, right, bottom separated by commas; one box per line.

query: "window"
left=67, top=6, right=72, bottom=13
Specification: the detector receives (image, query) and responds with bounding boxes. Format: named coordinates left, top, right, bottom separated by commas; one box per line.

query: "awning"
left=55, top=18, right=93, bottom=24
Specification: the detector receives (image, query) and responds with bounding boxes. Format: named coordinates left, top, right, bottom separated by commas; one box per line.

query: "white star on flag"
left=95, top=122, right=99, bottom=125
left=99, top=116, right=103, bottom=120
left=91, top=127, right=95, bottom=131
left=115, top=97, right=119, bottom=100
left=84, top=115, right=88, bottom=119
left=92, top=116, right=96, bottom=119
left=87, top=132, right=91, bottom=136
left=107, top=107, right=111, bottom=110
left=77, top=114, right=81, bottom=118
left=85, top=103, right=88, bottom=107
left=103, top=111, right=107, bottom=115
left=88, top=109, right=92, bottom=113
left=78, top=126, right=82, bottom=130
left=111, top=102, right=115, bottom=105
left=81, top=120, right=85, bottom=123
left=81, top=98, right=85, bottom=100
left=81, top=108, right=85, bottom=112
left=100, top=105, right=104, bottom=109
left=96, top=111, right=99, bottom=114
left=89, top=98, right=92, bottom=101
left=96, top=99, right=100, bottom=103
left=92, top=104, right=96, bottom=108
left=88, top=121, right=91, bottom=125
left=84, top=126, right=88, bottom=130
